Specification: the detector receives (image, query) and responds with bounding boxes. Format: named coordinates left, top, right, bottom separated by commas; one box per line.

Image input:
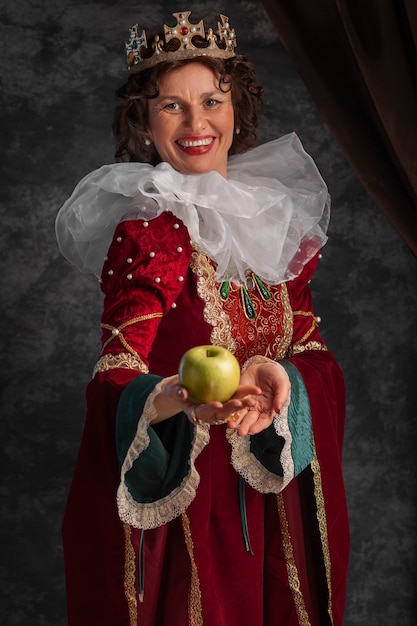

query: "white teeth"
left=178, top=138, right=213, bottom=147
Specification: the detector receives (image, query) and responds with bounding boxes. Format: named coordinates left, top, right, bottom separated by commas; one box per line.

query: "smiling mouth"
left=176, top=137, right=214, bottom=148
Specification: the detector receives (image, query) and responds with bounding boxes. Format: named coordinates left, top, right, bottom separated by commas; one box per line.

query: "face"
left=147, top=62, right=235, bottom=177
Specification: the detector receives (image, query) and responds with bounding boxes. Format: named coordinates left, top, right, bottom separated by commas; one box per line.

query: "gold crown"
left=125, top=11, right=237, bottom=72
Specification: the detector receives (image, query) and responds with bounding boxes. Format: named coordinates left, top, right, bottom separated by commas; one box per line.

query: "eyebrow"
left=155, top=90, right=224, bottom=102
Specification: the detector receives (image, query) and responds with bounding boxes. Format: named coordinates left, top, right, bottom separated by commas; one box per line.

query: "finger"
left=188, top=397, right=258, bottom=427
left=233, top=408, right=260, bottom=436
left=233, top=385, right=263, bottom=399
left=173, top=384, right=188, bottom=401
left=188, top=400, right=233, bottom=425
left=234, top=405, right=277, bottom=436
left=225, top=407, right=248, bottom=425
left=247, top=409, right=276, bottom=435
left=208, top=405, right=248, bottom=426
left=273, top=388, right=290, bottom=414
left=188, top=406, right=206, bottom=425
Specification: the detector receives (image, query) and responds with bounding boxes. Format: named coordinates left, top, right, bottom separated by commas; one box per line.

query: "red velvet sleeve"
left=285, top=251, right=346, bottom=452
left=63, top=213, right=193, bottom=624
left=286, top=252, right=327, bottom=355
left=96, top=211, right=193, bottom=374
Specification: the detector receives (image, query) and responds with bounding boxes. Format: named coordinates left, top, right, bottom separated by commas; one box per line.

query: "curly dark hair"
left=113, top=44, right=264, bottom=164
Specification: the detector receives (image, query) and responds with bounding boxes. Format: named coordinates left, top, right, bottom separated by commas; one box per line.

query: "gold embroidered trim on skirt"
left=92, top=352, right=149, bottom=377
left=276, top=493, right=311, bottom=625
left=123, top=522, right=138, bottom=625
left=181, top=512, right=203, bottom=626
left=311, top=452, right=334, bottom=624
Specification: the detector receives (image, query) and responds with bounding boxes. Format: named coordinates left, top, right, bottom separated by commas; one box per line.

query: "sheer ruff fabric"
left=55, top=133, right=330, bottom=284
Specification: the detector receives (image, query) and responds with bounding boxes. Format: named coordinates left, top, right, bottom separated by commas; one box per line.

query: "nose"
left=184, top=105, right=206, bottom=132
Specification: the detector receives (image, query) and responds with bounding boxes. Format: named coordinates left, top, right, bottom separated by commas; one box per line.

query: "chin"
left=184, top=161, right=227, bottom=177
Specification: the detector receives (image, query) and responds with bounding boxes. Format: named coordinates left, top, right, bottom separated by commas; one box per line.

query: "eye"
left=163, top=102, right=180, bottom=111
left=205, top=98, right=220, bottom=107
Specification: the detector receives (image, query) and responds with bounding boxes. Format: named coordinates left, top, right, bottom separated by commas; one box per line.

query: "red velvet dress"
left=62, top=211, right=349, bottom=626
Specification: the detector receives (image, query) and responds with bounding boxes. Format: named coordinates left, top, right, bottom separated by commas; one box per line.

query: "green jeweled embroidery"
left=219, top=280, right=230, bottom=301
left=241, top=285, right=256, bottom=319
left=219, top=273, right=268, bottom=318
left=253, top=274, right=272, bottom=300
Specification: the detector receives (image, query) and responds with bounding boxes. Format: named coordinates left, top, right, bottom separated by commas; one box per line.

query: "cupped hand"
left=163, top=375, right=262, bottom=426
left=229, top=361, right=291, bottom=437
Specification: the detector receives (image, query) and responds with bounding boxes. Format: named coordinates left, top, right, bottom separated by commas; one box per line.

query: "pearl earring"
left=144, top=138, right=152, bottom=146
left=235, top=127, right=241, bottom=135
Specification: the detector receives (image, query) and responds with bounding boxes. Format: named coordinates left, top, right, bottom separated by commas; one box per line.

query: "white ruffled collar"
left=56, top=133, right=330, bottom=284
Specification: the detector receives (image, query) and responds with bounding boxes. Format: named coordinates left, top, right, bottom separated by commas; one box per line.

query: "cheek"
left=147, top=107, right=165, bottom=136
left=148, top=120, right=171, bottom=154
left=225, top=110, right=235, bottom=145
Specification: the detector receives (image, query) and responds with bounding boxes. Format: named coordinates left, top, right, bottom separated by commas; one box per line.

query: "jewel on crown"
left=125, top=11, right=237, bottom=72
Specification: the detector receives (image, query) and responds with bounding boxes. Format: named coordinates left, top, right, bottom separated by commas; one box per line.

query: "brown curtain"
left=261, top=0, right=417, bottom=257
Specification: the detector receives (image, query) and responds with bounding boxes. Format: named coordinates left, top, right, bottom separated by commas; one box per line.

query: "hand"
left=229, top=361, right=290, bottom=437
left=160, top=375, right=262, bottom=426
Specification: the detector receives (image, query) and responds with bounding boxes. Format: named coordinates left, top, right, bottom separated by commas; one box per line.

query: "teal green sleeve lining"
left=116, top=374, right=194, bottom=503
left=279, top=360, right=314, bottom=475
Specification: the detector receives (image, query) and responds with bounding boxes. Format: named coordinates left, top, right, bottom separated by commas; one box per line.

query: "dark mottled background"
left=1, top=1, right=416, bottom=624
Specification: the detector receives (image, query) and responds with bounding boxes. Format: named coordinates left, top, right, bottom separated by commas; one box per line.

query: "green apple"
left=178, top=345, right=241, bottom=404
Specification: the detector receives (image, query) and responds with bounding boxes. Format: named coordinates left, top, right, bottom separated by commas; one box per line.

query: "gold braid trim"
left=92, top=352, right=149, bottom=377
left=181, top=512, right=203, bottom=626
left=292, top=310, right=317, bottom=317
left=123, top=523, right=138, bottom=626
left=276, top=494, right=312, bottom=626
left=292, top=310, right=318, bottom=345
left=311, top=451, right=334, bottom=625
left=288, top=341, right=328, bottom=357
left=288, top=309, right=328, bottom=356
left=100, top=312, right=164, bottom=359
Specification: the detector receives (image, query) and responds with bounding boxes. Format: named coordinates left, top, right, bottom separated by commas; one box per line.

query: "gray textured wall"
left=1, top=1, right=416, bottom=624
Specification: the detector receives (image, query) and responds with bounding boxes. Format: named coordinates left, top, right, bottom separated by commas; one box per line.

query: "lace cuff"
left=228, top=355, right=313, bottom=493
left=227, top=405, right=293, bottom=493
left=116, top=376, right=210, bottom=529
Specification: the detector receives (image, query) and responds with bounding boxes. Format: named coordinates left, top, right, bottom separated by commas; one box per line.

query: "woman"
left=56, top=11, right=349, bottom=626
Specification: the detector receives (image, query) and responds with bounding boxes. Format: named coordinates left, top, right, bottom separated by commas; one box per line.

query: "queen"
left=56, top=10, right=350, bottom=626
